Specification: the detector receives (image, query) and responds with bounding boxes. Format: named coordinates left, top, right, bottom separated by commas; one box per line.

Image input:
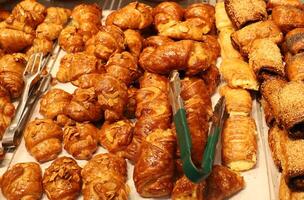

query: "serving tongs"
left=169, top=70, right=227, bottom=183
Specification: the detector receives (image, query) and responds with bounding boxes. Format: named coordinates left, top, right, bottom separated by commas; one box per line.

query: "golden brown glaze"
left=63, top=122, right=99, bottom=160
left=1, top=162, right=43, bottom=200
left=124, top=29, right=143, bottom=59
left=133, top=129, right=176, bottom=198
left=0, top=96, right=15, bottom=138
left=58, top=24, right=84, bottom=53
left=172, top=175, right=206, bottom=200
left=0, top=28, right=34, bottom=52
left=81, top=153, right=129, bottom=200
left=143, top=35, right=173, bottom=48
left=125, top=87, right=137, bottom=119
left=43, top=157, right=82, bottom=200
left=200, top=64, right=220, bottom=95
left=24, top=119, right=63, bottom=163
left=286, top=52, right=304, bottom=81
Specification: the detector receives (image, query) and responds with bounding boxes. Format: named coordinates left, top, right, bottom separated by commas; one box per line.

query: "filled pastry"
left=81, top=153, right=129, bottom=200
left=218, top=27, right=243, bottom=60
left=215, top=2, right=234, bottom=31
left=268, top=124, right=286, bottom=170
left=63, top=122, right=99, bottom=160
left=285, top=28, right=304, bottom=55
left=220, top=58, right=259, bottom=90
left=1, top=162, right=43, bottom=200
left=260, top=97, right=276, bottom=127
left=172, top=175, right=206, bottom=200
left=286, top=52, right=304, bottom=81
left=133, top=129, right=176, bottom=197
left=222, top=116, right=257, bottom=171
left=24, top=119, right=63, bottom=162
left=43, top=156, right=82, bottom=200
left=200, top=64, right=220, bottom=95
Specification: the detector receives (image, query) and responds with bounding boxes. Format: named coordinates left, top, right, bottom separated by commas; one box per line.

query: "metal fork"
left=2, top=52, right=44, bottom=150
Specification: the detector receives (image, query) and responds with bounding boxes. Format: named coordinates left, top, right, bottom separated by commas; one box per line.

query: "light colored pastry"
left=218, top=27, right=242, bottom=60
left=268, top=124, right=286, bottom=170
left=215, top=2, right=234, bottom=31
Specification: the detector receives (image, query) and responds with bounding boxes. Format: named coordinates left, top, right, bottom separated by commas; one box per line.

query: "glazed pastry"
left=267, top=0, right=304, bottom=10
left=268, top=124, right=286, bottom=170
left=24, top=119, right=63, bottom=162
left=134, top=129, right=175, bottom=197
left=0, top=18, right=34, bottom=34
left=63, top=122, right=98, bottom=160
left=220, top=58, right=259, bottom=91
left=206, top=165, right=245, bottom=200
left=222, top=116, right=257, bottom=171
left=272, top=5, right=304, bottom=33
left=139, top=38, right=220, bottom=76
left=75, top=73, right=104, bottom=89
left=285, top=28, right=304, bottom=55
left=85, top=25, right=125, bottom=63
left=279, top=176, right=304, bottom=200
left=215, top=2, right=233, bottom=30
left=286, top=52, right=304, bottom=81
left=106, top=2, right=152, bottom=30
left=0, top=54, right=26, bottom=98
left=40, top=88, right=72, bottom=119
left=172, top=175, right=206, bottom=200
left=125, top=87, right=137, bottom=119
left=26, top=37, right=53, bottom=56
left=99, top=120, right=134, bottom=156
left=43, top=157, right=82, bottom=200
left=64, top=87, right=103, bottom=122
left=124, top=29, right=143, bottom=59
left=220, top=85, right=252, bottom=116
left=218, top=27, right=243, bottom=60
left=58, top=24, right=84, bottom=53
left=200, top=64, right=220, bottom=95
left=224, top=0, right=267, bottom=29
left=260, top=97, right=276, bottom=127
left=0, top=10, right=10, bottom=22
left=81, top=153, right=129, bottom=200
left=231, top=20, right=283, bottom=56
left=0, top=96, right=15, bottom=138
left=1, top=162, right=43, bottom=200
left=56, top=52, right=100, bottom=83
left=0, top=28, right=34, bottom=52
left=55, top=114, right=76, bottom=127
left=154, top=2, right=215, bottom=41
left=249, top=38, right=285, bottom=80
left=144, top=35, right=173, bottom=48
left=125, top=72, right=171, bottom=162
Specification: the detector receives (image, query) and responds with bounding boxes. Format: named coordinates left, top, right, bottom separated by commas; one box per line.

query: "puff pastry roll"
left=267, top=0, right=304, bottom=10
left=1, top=162, right=43, bottom=200
left=172, top=175, right=206, bottom=200
left=200, top=64, right=220, bottom=95
left=81, top=153, right=129, bottom=200
left=206, top=165, right=245, bottom=200
left=272, top=6, right=304, bottom=33
left=280, top=176, right=304, bottom=200
left=249, top=38, right=285, bottom=80
left=231, top=20, right=283, bottom=56
left=286, top=52, right=304, bottom=81
left=99, top=120, right=134, bottom=156
left=24, top=119, right=63, bottom=163
left=218, top=27, right=243, bottom=60
left=64, top=87, right=103, bottom=122
left=220, top=85, right=252, bottom=116
left=134, top=129, right=175, bottom=198
left=222, top=116, right=257, bottom=171
left=268, top=124, right=286, bottom=170
left=63, top=122, right=98, bottom=160
left=215, top=2, right=234, bottom=31
left=220, top=58, right=259, bottom=90
left=285, top=28, right=304, bottom=55
left=43, top=156, right=82, bottom=200
left=225, top=0, right=267, bottom=29
left=39, top=88, right=72, bottom=119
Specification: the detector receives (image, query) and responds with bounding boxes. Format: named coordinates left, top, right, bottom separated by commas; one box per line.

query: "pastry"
left=0, top=96, right=15, bottom=139
left=215, top=2, right=234, bottom=31
left=172, top=175, right=206, bottom=200
left=286, top=52, right=304, bottom=81
left=285, top=28, right=304, bottom=55
left=26, top=37, right=53, bottom=56
left=125, top=87, right=137, bottom=119
left=279, top=176, right=304, bottom=200
left=218, top=27, right=243, bottom=60
left=0, top=28, right=34, bottom=53
left=144, top=35, right=174, bottom=48
left=260, top=97, right=276, bottom=127
left=268, top=124, right=286, bottom=170
left=200, top=64, right=220, bottom=95
left=267, top=0, right=304, bottom=10
left=124, top=29, right=143, bottom=59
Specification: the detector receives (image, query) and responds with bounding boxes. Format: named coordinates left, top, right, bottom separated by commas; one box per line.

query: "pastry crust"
left=43, top=157, right=82, bottom=200
left=215, top=2, right=234, bottom=31
left=0, top=28, right=34, bottom=53
left=1, top=162, right=43, bottom=200
left=26, top=37, right=53, bottom=56
left=58, top=24, right=84, bottom=53
left=222, top=116, right=257, bottom=171
left=200, top=64, right=220, bottom=95
left=268, top=124, right=286, bottom=170
left=124, top=29, right=143, bottom=59
left=220, top=58, right=259, bottom=90
left=267, top=0, right=304, bottom=10
left=286, top=52, right=304, bottom=81
left=125, top=87, right=137, bottom=119
left=279, top=176, right=304, bottom=200
left=218, top=27, right=242, bottom=60
left=285, top=28, right=304, bottom=55
left=133, top=129, right=175, bottom=198
left=0, top=96, right=15, bottom=139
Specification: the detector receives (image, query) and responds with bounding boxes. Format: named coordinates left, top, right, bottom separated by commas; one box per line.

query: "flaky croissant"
left=1, top=162, right=43, bottom=200
left=125, top=87, right=137, bottom=119
left=200, top=64, right=220, bottom=95
left=26, top=37, right=53, bottom=56
left=124, top=29, right=143, bottom=59
left=63, top=122, right=98, bottom=160
left=71, top=3, right=102, bottom=27
left=58, top=24, right=85, bottom=53
left=134, top=129, right=176, bottom=198
left=0, top=28, right=34, bottom=52
left=0, top=53, right=26, bottom=99
left=0, top=96, right=15, bottom=139
left=64, top=87, right=103, bottom=122
left=43, top=156, right=82, bottom=200
left=106, top=2, right=153, bottom=30
left=81, top=153, right=129, bottom=200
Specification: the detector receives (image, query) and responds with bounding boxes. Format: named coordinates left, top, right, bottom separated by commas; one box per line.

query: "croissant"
left=0, top=28, right=34, bottom=52
left=200, top=64, right=220, bottom=95
left=286, top=52, right=304, bottom=81
left=125, top=72, right=171, bottom=162
left=43, top=156, right=82, bottom=200
left=0, top=10, right=10, bottom=22
left=215, top=2, right=233, bottom=31
left=124, top=29, right=143, bottom=59
left=0, top=53, right=26, bottom=98
left=64, top=87, right=103, bottom=122
left=231, top=20, right=283, bottom=56
left=172, top=176, right=207, bottom=200
left=220, top=58, right=259, bottom=91
left=268, top=124, right=285, bottom=170
left=134, top=129, right=175, bottom=197
left=75, top=73, right=104, bottom=89
left=218, top=27, right=243, bottom=60
left=0, top=96, right=15, bottom=138
left=1, top=162, right=43, bottom=200
left=24, top=119, right=63, bottom=162
left=220, top=85, right=252, bottom=116
left=56, top=52, right=100, bottom=83
left=222, top=116, right=257, bottom=171
left=249, top=38, right=285, bottom=80
left=125, top=87, right=137, bottom=119
left=55, top=114, right=76, bottom=127
left=144, top=35, right=174, bottom=48
left=99, top=120, right=134, bottom=156
left=0, top=18, right=34, bottom=34
left=26, top=37, right=53, bottom=56
left=285, top=28, right=304, bottom=55
left=63, top=122, right=98, bottom=160
left=58, top=24, right=85, bottom=53
left=106, top=2, right=152, bottom=30
left=206, top=165, right=245, bottom=200
left=81, top=153, right=129, bottom=200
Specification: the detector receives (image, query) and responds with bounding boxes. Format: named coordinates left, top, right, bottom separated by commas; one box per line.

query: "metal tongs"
left=169, top=70, right=227, bottom=183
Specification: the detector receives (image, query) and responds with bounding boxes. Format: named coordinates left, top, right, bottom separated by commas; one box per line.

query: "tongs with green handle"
left=169, top=70, right=227, bottom=183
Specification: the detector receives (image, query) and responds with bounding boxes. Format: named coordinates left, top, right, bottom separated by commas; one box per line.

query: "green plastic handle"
left=174, top=109, right=221, bottom=183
